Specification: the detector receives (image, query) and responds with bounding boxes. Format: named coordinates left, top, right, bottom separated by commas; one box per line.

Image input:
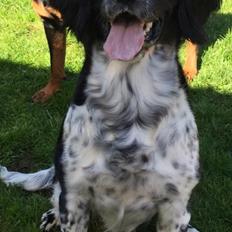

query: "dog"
left=31, top=0, right=221, bottom=102
left=1, top=0, right=204, bottom=231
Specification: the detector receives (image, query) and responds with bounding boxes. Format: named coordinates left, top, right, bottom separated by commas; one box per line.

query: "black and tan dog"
left=31, top=0, right=221, bottom=102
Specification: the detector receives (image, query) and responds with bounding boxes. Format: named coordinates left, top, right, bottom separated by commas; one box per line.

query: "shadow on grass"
left=0, top=58, right=78, bottom=100
left=0, top=58, right=78, bottom=111
left=0, top=58, right=78, bottom=80
left=0, top=59, right=231, bottom=232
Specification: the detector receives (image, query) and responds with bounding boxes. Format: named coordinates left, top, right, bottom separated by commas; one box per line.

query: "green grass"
left=0, top=0, right=231, bottom=231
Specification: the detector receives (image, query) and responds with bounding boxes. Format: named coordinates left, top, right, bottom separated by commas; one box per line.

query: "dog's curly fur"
left=0, top=0, right=212, bottom=231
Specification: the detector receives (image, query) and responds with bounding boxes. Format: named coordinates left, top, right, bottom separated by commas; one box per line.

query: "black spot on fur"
left=71, top=104, right=76, bottom=110
left=181, top=112, right=187, bottom=118
left=87, top=175, right=98, bottom=183
left=78, top=201, right=86, bottom=210
left=88, top=186, right=95, bottom=197
left=126, top=74, right=133, bottom=94
left=140, top=203, right=152, bottom=211
left=83, top=163, right=95, bottom=171
left=158, top=197, right=170, bottom=204
left=169, top=129, right=180, bottom=145
left=105, top=188, right=115, bottom=195
left=70, top=219, right=75, bottom=226
left=116, top=140, right=140, bottom=154
left=166, top=183, right=179, bottom=195
left=69, top=147, right=78, bottom=157
left=141, top=154, right=149, bottom=163
left=82, top=140, right=89, bottom=147
left=70, top=167, right=77, bottom=172
left=172, top=161, right=179, bottom=169
left=70, top=136, right=79, bottom=143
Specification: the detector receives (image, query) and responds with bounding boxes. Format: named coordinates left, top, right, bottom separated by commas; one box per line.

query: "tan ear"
left=32, top=0, right=62, bottom=20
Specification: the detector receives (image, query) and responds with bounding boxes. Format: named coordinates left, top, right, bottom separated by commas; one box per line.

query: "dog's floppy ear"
left=54, top=0, right=92, bottom=43
left=178, top=0, right=206, bottom=44
left=74, top=0, right=92, bottom=42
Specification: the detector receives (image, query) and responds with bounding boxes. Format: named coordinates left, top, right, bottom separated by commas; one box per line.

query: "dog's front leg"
left=57, top=105, right=92, bottom=231
left=183, top=41, right=199, bottom=81
left=32, top=24, right=66, bottom=102
left=32, top=0, right=66, bottom=102
left=156, top=199, right=191, bottom=232
left=59, top=191, right=90, bottom=232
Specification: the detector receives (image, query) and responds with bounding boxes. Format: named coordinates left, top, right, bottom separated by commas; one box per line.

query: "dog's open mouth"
left=104, top=12, right=162, bottom=61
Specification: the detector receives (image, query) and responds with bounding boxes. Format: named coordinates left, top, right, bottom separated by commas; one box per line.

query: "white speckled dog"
left=0, top=0, right=204, bottom=231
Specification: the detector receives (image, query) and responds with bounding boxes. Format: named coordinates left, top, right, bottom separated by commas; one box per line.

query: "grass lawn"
left=0, top=0, right=231, bottom=231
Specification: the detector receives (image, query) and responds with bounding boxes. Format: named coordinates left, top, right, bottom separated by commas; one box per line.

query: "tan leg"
left=31, top=0, right=66, bottom=102
left=183, top=41, right=199, bottom=81
left=32, top=25, right=66, bottom=102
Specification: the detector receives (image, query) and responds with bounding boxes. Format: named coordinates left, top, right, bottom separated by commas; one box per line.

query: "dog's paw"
left=181, top=224, right=200, bottom=232
left=32, top=82, right=61, bottom=103
left=40, top=209, right=58, bottom=231
left=183, top=66, right=198, bottom=81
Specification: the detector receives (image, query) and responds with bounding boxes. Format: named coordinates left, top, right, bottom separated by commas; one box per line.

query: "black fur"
left=178, top=0, right=221, bottom=43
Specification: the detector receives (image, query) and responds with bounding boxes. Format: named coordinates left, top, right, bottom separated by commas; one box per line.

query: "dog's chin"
left=103, top=12, right=163, bottom=62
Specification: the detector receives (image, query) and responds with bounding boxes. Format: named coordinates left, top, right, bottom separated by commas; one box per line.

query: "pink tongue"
left=103, top=22, right=144, bottom=61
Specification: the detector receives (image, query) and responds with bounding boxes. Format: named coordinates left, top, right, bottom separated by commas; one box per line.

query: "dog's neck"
left=85, top=44, right=181, bottom=146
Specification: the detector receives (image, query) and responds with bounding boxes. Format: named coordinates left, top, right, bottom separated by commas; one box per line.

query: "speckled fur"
left=46, top=44, right=199, bottom=232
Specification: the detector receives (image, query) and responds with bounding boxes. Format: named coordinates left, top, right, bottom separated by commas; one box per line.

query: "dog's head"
left=101, top=0, right=178, bottom=61
left=73, top=0, right=206, bottom=61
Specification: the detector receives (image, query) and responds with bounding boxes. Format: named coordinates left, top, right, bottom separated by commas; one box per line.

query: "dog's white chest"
left=60, top=47, right=199, bottom=231
left=62, top=94, right=199, bottom=231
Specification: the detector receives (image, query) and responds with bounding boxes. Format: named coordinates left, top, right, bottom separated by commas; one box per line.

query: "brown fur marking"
left=183, top=41, right=199, bottom=81
left=32, top=0, right=62, bottom=20
left=32, top=27, right=66, bottom=102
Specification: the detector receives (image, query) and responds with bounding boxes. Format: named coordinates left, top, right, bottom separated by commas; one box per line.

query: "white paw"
left=186, top=224, right=200, bottom=232
left=40, top=209, right=58, bottom=231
